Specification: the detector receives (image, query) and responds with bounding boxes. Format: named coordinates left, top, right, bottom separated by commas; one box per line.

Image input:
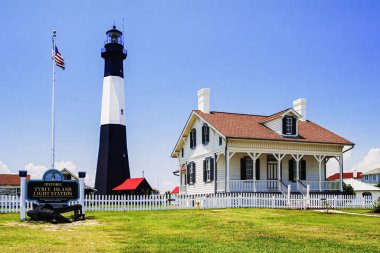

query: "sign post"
left=78, top=172, right=86, bottom=214
left=19, top=170, right=27, bottom=221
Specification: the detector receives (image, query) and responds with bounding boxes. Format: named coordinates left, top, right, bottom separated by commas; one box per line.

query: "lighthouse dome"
left=105, top=26, right=123, bottom=45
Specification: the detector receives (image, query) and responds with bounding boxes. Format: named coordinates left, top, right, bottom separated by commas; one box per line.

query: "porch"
left=215, top=151, right=344, bottom=194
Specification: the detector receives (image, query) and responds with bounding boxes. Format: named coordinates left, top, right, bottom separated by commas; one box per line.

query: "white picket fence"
left=1, top=193, right=377, bottom=213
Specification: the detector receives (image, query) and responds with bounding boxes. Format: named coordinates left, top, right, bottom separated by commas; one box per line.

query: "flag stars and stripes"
left=52, top=46, right=65, bottom=70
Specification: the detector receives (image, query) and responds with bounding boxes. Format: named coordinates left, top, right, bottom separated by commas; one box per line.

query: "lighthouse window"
left=121, top=109, right=124, bottom=115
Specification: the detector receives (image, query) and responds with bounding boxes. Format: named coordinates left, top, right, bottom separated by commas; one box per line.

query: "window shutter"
left=186, top=164, right=190, bottom=185
left=202, top=125, right=205, bottom=144
left=240, top=158, right=246, bottom=180
left=192, top=163, right=196, bottom=183
left=292, top=118, right=297, bottom=135
left=206, top=126, right=209, bottom=143
left=190, top=131, right=193, bottom=149
left=255, top=159, right=260, bottom=180
left=203, top=159, right=207, bottom=182
left=211, top=158, right=215, bottom=182
left=301, top=160, right=306, bottom=180
left=193, top=129, right=196, bottom=147
left=282, top=117, right=286, bottom=134
left=289, top=160, right=294, bottom=182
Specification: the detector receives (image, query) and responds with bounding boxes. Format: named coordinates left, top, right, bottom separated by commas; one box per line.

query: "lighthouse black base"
left=95, top=124, right=131, bottom=195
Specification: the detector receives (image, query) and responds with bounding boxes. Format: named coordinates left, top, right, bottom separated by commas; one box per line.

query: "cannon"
left=27, top=204, right=85, bottom=223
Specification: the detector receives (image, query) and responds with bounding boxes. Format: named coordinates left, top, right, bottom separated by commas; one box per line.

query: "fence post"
left=306, top=185, right=310, bottom=209
left=19, top=170, right=27, bottom=221
left=78, top=172, right=86, bottom=214
left=287, top=185, right=291, bottom=206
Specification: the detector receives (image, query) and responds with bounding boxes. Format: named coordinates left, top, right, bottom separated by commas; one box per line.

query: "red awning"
left=113, top=178, right=145, bottom=191
left=171, top=186, right=179, bottom=194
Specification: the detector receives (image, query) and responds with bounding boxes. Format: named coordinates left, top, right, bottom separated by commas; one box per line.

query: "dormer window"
left=190, top=128, right=197, bottom=149
left=282, top=116, right=297, bottom=136
left=202, top=124, right=210, bottom=145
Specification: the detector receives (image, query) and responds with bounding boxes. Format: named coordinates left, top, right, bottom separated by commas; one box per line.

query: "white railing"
left=1, top=193, right=377, bottom=213
left=255, top=180, right=279, bottom=192
left=302, top=181, right=340, bottom=191
left=279, top=182, right=288, bottom=195
left=229, top=180, right=254, bottom=192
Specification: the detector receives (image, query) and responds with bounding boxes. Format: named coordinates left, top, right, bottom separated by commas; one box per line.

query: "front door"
left=267, top=155, right=278, bottom=190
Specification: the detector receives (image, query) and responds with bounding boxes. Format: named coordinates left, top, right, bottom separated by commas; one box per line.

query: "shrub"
left=343, top=183, right=354, bottom=195
left=375, top=183, right=380, bottom=188
left=373, top=199, right=380, bottom=213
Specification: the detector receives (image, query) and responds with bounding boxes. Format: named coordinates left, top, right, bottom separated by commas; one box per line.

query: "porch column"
left=291, top=154, right=304, bottom=182
left=338, top=155, right=344, bottom=192
left=226, top=152, right=235, bottom=192
left=314, top=155, right=326, bottom=192
left=248, top=152, right=261, bottom=192
left=273, top=153, right=286, bottom=191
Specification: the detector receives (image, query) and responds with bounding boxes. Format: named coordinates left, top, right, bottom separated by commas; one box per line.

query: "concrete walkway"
left=314, top=209, right=380, bottom=218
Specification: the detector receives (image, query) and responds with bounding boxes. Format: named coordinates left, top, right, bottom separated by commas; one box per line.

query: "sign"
left=26, top=169, right=79, bottom=204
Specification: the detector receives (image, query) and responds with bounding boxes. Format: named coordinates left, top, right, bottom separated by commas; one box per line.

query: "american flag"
left=52, top=45, right=65, bottom=70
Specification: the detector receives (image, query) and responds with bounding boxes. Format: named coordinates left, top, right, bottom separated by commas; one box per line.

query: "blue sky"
left=0, top=1, right=380, bottom=191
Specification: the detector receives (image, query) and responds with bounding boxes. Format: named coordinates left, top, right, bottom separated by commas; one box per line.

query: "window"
left=206, top=159, right=211, bottom=181
left=187, top=162, right=196, bottom=184
left=203, top=157, right=214, bottom=182
left=121, top=109, right=124, bottom=115
left=288, top=160, right=296, bottom=182
left=246, top=159, right=253, bottom=180
left=282, top=116, right=297, bottom=135
left=202, top=124, right=210, bottom=145
left=181, top=148, right=184, bottom=158
left=219, top=136, right=222, bottom=145
left=240, top=157, right=260, bottom=180
left=190, top=128, right=197, bottom=149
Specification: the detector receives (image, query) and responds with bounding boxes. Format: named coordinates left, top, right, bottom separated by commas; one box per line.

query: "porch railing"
left=279, top=181, right=288, bottom=195
left=223, top=180, right=280, bottom=192
left=302, top=180, right=340, bottom=191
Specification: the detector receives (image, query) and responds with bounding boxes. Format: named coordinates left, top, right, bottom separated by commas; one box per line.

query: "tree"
left=343, top=183, right=354, bottom=195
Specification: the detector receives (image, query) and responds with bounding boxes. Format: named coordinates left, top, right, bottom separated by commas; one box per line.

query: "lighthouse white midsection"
left=101, top=76, right=126, bottom=126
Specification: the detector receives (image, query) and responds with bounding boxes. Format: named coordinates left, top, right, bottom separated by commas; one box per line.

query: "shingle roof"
left=364, top=168, right=380, bottom=175
left=0, top=174, right=31, bottom=186
left=194, top=110, right=353, bottom=145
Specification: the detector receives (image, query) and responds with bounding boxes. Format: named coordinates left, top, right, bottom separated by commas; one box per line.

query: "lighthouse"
left=95, top=26, right=131, bottom=195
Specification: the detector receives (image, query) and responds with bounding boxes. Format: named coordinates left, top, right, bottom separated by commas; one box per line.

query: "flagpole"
left=51, top=30, right=56, bottom=169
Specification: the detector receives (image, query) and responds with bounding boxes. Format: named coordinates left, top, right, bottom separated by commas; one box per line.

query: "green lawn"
left=0, top=209, right=379, bottom=253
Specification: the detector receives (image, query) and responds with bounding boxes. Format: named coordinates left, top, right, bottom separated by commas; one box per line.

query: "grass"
left=0, top=209, right=379, bottom=253
left=338, top=209, right=380, bottom=216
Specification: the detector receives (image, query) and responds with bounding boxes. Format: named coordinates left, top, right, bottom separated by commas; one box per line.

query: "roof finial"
left=113, top=20, right=116, bottom=29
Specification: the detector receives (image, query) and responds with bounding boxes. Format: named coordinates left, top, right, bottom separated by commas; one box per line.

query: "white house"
left=362, top=168, right=380, bottom=185
left=343, top=178, right=380, bottom=200
left=171, top=88, right=354, bottom=195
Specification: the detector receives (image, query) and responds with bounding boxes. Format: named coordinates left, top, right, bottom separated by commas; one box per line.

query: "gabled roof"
left=363, top=168, right=380, bottom=175
left=171, top=186, right=179, bottom=194
left=195, top=110, right=353, bottom=145
left=327, top=172, right=363, bottom=181
left=113, top=178, right=145, bottom=191
left=0, top=174, right=31, bottom=186
left=261, top=108, right=301, bottom=123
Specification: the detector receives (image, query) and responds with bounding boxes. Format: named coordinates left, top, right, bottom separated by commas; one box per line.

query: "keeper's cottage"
left=171, top=89, right=354, bottom=195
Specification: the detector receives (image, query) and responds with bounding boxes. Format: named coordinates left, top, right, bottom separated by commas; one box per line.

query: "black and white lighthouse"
left=95, top=26, right=131, bottom=195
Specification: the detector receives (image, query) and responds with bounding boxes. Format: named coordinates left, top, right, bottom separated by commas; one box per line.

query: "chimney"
left=293, top=98, right=307, bottom=121
left=197, top=88, right=211, bottom=114
left=353, top=169, right=358, bottom=178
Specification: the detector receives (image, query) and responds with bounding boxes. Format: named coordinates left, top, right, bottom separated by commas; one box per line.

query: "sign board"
left=26, top=169, right=79, bottom=204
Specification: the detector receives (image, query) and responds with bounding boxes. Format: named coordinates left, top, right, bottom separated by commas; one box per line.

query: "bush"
left=373, top=199, right=380, bottom=213
left=343, top=183, right=354, bottom=195
left=375, top=183, right=380, bottom=188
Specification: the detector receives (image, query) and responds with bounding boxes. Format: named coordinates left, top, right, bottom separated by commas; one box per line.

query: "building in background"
left=362, top=168, right=380, bottom=185
left=327, top=170, right=363, bottom=181
left=343, top=178, right=380, bottom=200
left=113, top=178, right=153, bottom=195
left=61, top=168, right=96, bottom=195
left=0, top=174, right=30, bottom=196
